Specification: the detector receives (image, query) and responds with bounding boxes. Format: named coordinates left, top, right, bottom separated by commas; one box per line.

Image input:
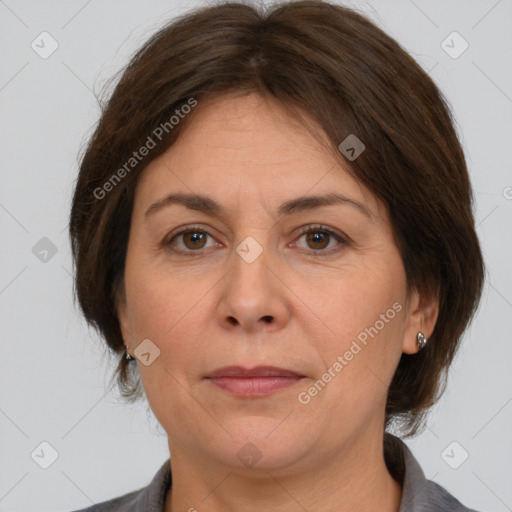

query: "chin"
left=207, top=416, right=315, bottom=472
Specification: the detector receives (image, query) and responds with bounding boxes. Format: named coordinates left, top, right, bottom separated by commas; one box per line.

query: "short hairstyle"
left=69, top=0, right=485, bottom=437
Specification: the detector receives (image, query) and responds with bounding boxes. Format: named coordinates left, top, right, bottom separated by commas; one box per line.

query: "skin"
left=117, top=91, right=438, bottom=512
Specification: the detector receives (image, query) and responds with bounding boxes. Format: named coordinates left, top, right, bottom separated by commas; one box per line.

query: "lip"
left=205, top=366, right=306, bottom=398
left=206, top=365, right=305, bottom=378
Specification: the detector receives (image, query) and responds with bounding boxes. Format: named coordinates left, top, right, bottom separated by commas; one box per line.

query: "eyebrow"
left=144, top=192, right=373, bottom=220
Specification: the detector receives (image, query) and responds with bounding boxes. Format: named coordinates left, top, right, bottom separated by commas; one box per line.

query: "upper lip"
left=205, top=365, right=305, bottom=378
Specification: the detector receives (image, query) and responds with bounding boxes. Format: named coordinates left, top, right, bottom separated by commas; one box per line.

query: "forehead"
left=135, top=92, right=386, bottom=223
left=169, top=92, right=334, bottom=169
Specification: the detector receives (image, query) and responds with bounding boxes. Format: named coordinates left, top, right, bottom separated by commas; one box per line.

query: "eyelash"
left=163, top=224, right=348, bottom=257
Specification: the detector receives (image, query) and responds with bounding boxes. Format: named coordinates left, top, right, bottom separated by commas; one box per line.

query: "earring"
left=417, top=332, right=428, bottom=351
left=124, top=345, right=133, bottom=360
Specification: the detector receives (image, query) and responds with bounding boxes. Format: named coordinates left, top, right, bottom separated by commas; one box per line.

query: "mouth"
left=204, top=365, right=306, bottom=398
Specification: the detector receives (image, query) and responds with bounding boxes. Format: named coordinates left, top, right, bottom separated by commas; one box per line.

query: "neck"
left=164, top=429, right=402, bottom=512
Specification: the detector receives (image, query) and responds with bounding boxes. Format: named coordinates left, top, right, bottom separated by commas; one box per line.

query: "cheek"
left=322, top=260, right=405, bottom=342
left=122, top=263, right=199, bottom=395
left=124, top=267, right=201, bottom=422
left=312, top=256, right=406, bottom=397
left=124, top=248, right=197, bottom=339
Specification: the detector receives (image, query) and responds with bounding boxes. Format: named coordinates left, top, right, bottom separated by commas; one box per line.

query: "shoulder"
left=416, top=479, right=482, bottom=512
left=69, top=460, right=172, bottom=512
left=70, top=488, right=143, bottom=512
left=384, top=433, right=482, bottom=512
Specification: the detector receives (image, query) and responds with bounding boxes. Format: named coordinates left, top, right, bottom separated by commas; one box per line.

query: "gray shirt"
left=71, top=434, right=481, bottom=512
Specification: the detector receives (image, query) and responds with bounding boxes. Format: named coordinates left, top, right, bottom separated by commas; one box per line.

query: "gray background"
left=1, top=0, right=511, bottom=511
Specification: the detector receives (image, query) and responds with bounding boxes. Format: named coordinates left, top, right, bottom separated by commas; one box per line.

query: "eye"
left=293, top=225, right=347, bottom=255
left=163, top=224, right=348, bottom=256
left=164, top=225, right=218, bottom=254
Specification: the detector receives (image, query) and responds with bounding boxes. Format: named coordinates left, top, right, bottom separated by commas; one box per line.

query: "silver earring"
left=125, top=345, right=133, bottom=360
left=417, top=332, right=428, bottom=350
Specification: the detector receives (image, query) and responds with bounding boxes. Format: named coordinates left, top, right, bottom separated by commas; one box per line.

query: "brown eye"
left=305, top=230, right=331, bottom=250
left=165, top=227, right=217, bottom=253
left=181, top=230, right=208, bottom=250
left=164, top=224, right=347, bottom=257
left=294, top=225, right=348, bottom=256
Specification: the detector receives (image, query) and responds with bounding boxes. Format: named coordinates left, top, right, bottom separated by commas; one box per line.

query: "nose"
left=216, top=239, right=291, bottom=334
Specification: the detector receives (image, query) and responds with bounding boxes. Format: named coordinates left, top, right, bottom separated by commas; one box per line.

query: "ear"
left=401, top=286, right=439, bottom=355
left=115, top=281, right=133, bottom=349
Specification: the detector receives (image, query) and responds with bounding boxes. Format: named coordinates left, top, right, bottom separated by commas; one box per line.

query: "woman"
left=69, top=1, right=484, bottom=511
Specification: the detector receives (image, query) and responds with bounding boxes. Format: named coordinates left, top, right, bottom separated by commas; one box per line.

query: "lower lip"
left=207, top=376, right=304, bottom=397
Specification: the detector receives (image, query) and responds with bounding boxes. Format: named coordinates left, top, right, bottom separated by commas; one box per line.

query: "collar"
left=120, top=433, right=474, bottom=512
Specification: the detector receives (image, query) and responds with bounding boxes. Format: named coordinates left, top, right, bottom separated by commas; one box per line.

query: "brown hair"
left=69, top=0, right=485, bottom=437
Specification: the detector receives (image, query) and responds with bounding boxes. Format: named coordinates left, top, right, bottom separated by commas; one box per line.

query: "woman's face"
left=118, top=92, right=435, bottom=473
